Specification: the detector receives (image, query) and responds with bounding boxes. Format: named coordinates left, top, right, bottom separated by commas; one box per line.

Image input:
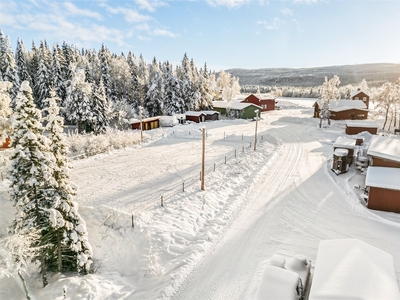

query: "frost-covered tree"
left=217, top=70, right=240, bottom=101
left=319, top=75, right=340, bottom=127
left=15, top=38, right=31, bottom=85
left=163, top=63, right=184, bottom=115
left=373, top=82, right=396, bottom=130
left=51, top=44, right=65, bottom=101
left=99, top=44, right=112, bottom=100
left=0, top=81, right=13, bottom=145
left=197, top=64, right=214, bottom=110
left=91, top=78, right=109, bottom=134
left=0, top=30, right=20, bottom=101
left=43, top=90, right=93, bottom=273
left=34, top=41, right=52, bottom=108
left=146, top=58, right=164, bottom=116
left=66, top=68, right=93, bottom=133
left=8, top=81, right=58, bottom=286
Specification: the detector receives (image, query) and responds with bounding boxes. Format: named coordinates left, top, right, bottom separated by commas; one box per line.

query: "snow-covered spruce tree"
left=146, top=57, right=164, bottom=117
left=43, top=90, right=93, bottom=273
left=0, top=30, right=20, bottom=101
left=319, top=75, right=340, bottom=127
left=197, top=64, right=214, bottom=110
left=51, top=44, right=65, bottom=101
left=163, top=63, right=184, bottom=115
left=91, top=78, right=109, bottom=134
left=66, top=68, right=93, bottom=133
left=34, top=41, right=52, bottom=108
left=15, top=38, right=32, bottom=85
left=8, top=81, right=58, bottom=286
left=27, top=41, right=39, bottom=88
left=0, top=81, right=13, bottom=145
left=99, top=44, right=112, bottom=100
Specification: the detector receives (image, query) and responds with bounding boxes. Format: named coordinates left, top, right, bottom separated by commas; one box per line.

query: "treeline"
left=0, top=30, right=239, bottom=134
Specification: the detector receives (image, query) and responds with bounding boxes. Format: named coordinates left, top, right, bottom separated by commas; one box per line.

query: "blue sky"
left=1, top=0, right=399, bottom=71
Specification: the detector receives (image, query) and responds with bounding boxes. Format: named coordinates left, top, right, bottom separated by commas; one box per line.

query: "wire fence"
left=128, top=129, right=270, bottom=227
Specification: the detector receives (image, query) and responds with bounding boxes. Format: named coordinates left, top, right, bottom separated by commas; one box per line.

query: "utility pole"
left=254, top=109, right=259, bottom=151
left=139, top=106, right=143, bottom=142
left=201, top=127, right=205, bottom=190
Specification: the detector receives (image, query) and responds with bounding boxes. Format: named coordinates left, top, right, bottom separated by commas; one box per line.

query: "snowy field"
left=1, top=97, right=400, bottom=299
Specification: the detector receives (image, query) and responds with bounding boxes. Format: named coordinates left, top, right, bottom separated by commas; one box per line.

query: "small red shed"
left=367, top=135, right=400, bottom=168
left=185, top=111, right=206, bottom=123
left=365, top=166, right=400, bottom=213
left=345, top=120, right=379, bottom=135
left=130, top=116, right=160, bottom=131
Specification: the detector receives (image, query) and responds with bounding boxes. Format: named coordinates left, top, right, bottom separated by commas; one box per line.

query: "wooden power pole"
left=201, top=128, right=205, bottom=190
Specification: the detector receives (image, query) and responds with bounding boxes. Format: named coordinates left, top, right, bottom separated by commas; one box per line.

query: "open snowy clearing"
left=1, top=98, right=399, bottom=299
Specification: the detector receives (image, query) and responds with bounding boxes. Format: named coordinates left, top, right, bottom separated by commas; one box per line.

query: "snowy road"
left=175, top=115, right=400, bottom=299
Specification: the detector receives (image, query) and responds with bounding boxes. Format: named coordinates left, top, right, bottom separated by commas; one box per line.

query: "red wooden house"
left=351, top=89, right=370, bottom=109
left=241, top=94, right=276, bottom=112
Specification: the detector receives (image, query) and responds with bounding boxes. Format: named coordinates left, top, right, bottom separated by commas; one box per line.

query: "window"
left=363, top=97, right=367, bottom=101
left=355, top=97, right=359, bottom=100
left=357, top=114, right=365, bottom=117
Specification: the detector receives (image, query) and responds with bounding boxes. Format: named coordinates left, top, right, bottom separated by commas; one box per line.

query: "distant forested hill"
left=225, top=63, right=400, bottom=87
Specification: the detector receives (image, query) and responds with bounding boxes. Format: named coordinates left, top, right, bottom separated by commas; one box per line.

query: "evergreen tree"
left=43, top=90, right=93, bottom=273
left=34, top=41, right=52, bottom=108
left=0, top=81, right=13, bottom=145
left=163, top=63, right=184, bottom=115
left=8, top=81, right=57, bottom=286
left=0, top=30, right=20, bottom=101
left=66, top=69, right=93, bottom=133
left=146, top=57, right=164, bottom=116
left=15, top=38, right=31, bottom=85
left=91, top=78, right=109, bottom=134
left=51, top=44, right=65, bottom=100
left=99, top=44, right=112, bottom=100
left=28, top=41, right=40, bottom=88
left=197, top=64, right=214, bottom=110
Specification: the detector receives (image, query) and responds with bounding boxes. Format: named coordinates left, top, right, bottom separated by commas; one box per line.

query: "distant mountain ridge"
left=225, top=63, right=400, bottom=87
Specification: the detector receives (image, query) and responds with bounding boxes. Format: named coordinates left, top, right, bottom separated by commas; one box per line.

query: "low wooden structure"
left=333, top=136, right=356, bottom=165
left=185, top=111, right=206, bottom=123
left=332, top=148, right=349, bottom=174
left=366, top=166, right=400, bottom=213
left=130, top=116, right=160, bottom=131
left=241, top=94, right=276, bottom=112
left=202, top=110, right=220, bottom=121
left=367, top=135, right=400, bottom=168
left=212, top=101, right=262, bottom=119
left=345, top=120, right=379, bottom=135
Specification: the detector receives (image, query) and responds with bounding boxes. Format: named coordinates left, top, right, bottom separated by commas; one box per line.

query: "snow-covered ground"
left=1, top=97, right=399, bottom=299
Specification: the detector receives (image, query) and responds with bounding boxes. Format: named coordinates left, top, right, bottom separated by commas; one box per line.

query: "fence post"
left=214, top=163, right=216, bottom=172
left=161, top=196, right=164, bottom=207
left=183, top=182, right=185, bottom=192
left=250, top=142, right=252, bottom=148
left=131, top=215, right=134, bottom=228
left=225, top=156, right=226, bottom=164
left=262, top=135, right=263, bottom=140
left=242, top=146, right=244, bottom=152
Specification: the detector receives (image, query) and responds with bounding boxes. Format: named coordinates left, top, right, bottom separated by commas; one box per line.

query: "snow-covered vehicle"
left=255, top=254, right=311, bottom=300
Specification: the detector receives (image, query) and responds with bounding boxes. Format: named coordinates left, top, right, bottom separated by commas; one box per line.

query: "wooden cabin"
left=333, top=136, right=357, bottom=165
left=313, top=100, right=368, bottom=120
left=367, top=135, right=400, bottom=168
left=212, top=101, right=262, bottom=119
left=185, top=111, right=206, bottom=123
left=345, top=120, right=379, bottom=135
left=351, top=89, right=370, bottom=109
left=365, top=166, right=400, bottom=213
left=241, top=94, right=276, bottom=112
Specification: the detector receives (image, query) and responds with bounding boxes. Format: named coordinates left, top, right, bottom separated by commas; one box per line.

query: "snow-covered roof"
left=201, top=110, right=220, bottom=115
left=345, top=120, right=379, bottom=128
left=365, top=166, right=400, bottom=191
left=367, top=135, right=400, bottom=163
left=329, top=100, right=367, bottom=112
left=333, top=136, right=356, bottom=149
left=129, top=116, right=160, bottom=124
left=309, top=239, right=400, bottom=300
left=185, top=111, right=206, bottom=117
left=212, top=101, right=262, bottom=110
left=334, top=148, right=349, bottom=156
left=350, top=89, right=369, bottom=98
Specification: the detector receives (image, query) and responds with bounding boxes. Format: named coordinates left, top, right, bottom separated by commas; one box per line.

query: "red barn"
left=130, top=116, right=160, bottom=131
left=241, top=94, right=276, bottom=112
left=185, top=111, right=206, bottom=123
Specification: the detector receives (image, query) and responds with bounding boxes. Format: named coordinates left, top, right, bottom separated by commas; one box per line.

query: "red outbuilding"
left=241, top=94, right=276, bottom=111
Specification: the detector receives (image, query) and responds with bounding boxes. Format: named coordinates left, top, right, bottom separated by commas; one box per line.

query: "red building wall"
left=345, top=126, right=378, bottom=135
left=368, top=187, right=400, bottom=213
left=352, top=91, right=369, bottom=109
left=330, top=109, right=368, bottom=120
left=371, top=157, right=400, bottom=168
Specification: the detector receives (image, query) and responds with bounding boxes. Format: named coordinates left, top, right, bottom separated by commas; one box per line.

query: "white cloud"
left=281, top=8, right=293, bottom=16
left=63, top=2, right=103, bottom=20
left=152, top=29, right=178, bottom=37
left=135, top=0, right=167, bottom=12
left=206, top=0, right=250, bottom=8
left=257, top=18, right=285, bottom=30
left=102, top=4, right=151, bottom=23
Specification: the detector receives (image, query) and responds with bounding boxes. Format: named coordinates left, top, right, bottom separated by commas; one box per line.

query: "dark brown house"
left=185, top=111, right=206, bottom=123
left=130, top=116, right=160, bottom=131
left=241, top=94, right=276, bottom=111
left=202, top=111, right=220, bottom=121
left=333, top=136, right=356, bottom=165
left=367, top=135, right=400, bottom=168
left=345, top=120, right=379, bottom=135
left=365, top=166, right=400, bottom=213
left=351, top=89, right=370, bottom=109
